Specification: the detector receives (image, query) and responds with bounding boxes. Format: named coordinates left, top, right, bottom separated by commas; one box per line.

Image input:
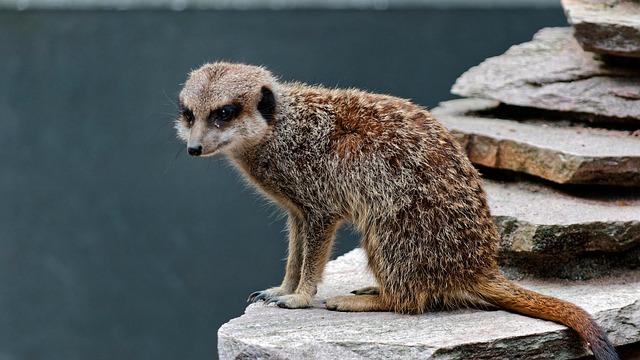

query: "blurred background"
left=0, top=1, right=566, bottom=359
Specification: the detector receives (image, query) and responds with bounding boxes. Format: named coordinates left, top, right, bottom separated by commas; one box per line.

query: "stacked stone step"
left=218, top=3, right=640, bottom=359
left=563, top=0, right=640, bottom=58
left=432, top=5, right=640, bottom=281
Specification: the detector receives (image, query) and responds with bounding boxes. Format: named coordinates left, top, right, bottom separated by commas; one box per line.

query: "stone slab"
left=563, top=0, right=640, bottom=58
left=218, top=249, right=640, bottom=360
left=451, top=27, right=640, bottom=123
left=484, top=178, right=640, bottom=278
left=432, top=98, right=640, bottom=186
left=485, top=179, right=639, bottom=228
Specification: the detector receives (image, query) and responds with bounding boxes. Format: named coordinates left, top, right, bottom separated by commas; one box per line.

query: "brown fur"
left=176, top=62, right=618, bottom=360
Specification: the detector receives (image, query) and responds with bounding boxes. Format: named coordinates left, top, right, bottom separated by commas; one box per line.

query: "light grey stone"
left=451, top=27, right=640, bottom=123
left=219, top=249, right=640, bottom=359
left=563, top=0, right=640, bottom=58
left=432, top=98, right=640, bottom=186
left=485, top=179, right=640, bottom=229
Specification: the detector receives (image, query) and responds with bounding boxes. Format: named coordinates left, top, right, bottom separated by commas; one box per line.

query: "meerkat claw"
left=248, top=287, right=291, bottom=303
left=247, top=291, right=270, bottom=303
left=265, top=297, right=279, bottom=305
left=247, top=291, right=262, bottom=303
left=350, top=286, right=380, bottom=295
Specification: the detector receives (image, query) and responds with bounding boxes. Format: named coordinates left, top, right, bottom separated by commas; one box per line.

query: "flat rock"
left=563, top=0, right=640, bottom=58
left=451, top=27, right=640, bottom=124
left=484, top=178, right=640, bottom=278
left=219, top=249, right=640, bottom=360
left=485, top=179, right=639, bottom=236
left=432, top=98, right=640, bottom=186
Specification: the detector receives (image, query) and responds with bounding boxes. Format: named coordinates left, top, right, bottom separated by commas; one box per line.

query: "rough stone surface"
left=483, top=178, right=640, bottom=278
left=219, top=249, right=640, bottom=360
left=432, top=98, right=640, bottom=186
left=451, top=27, right=640, bottom=124
left=563, top=0, right=640, bottom=58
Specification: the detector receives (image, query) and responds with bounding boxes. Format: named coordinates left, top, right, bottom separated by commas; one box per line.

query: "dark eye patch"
left=179, top=102, right=195, bottom=127
left=209, top=103, right=242, bottom=127
left=258, top=86, right=276, bottom=123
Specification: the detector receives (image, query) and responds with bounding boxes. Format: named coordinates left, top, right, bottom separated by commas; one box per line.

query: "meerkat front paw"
left=265, top=294, right=311, bottom=309
left=247, top=287, right=291, bottom=303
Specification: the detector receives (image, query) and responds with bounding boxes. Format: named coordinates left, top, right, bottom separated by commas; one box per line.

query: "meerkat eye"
left=219, top=107, right=231, bottom=121
left=210, top=104, right=241, bottom=127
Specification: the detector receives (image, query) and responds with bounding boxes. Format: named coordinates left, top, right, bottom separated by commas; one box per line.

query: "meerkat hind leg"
left=325, top=295, right=389, bottom=312
left=350, top=286, right=380, bottom=295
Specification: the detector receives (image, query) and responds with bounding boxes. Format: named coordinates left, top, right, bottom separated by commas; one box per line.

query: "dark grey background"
left=0, top=9, right=565, bottom=360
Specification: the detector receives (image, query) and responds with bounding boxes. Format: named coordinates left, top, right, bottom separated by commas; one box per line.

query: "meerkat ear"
left=257, top=86, right=276, bottom=123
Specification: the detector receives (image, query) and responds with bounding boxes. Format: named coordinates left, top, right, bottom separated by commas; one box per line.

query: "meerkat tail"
left=475, top=275, right=619, bottom=360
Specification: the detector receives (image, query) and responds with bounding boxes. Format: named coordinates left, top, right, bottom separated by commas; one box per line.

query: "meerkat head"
left=175, top=62, right=278, bottom=157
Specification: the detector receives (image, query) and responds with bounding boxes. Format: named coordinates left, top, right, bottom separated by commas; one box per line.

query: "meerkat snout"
left=187, top=145, right=203, bottom=156
left=175, top=62, right=278, bottom=157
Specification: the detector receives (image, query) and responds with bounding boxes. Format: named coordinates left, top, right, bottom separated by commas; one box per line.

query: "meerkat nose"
left=187, top=145, right=203, bottom=156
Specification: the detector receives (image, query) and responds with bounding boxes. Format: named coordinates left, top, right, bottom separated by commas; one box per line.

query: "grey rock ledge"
left=218, top=249, right=640, bottom=359
left=432, top=98, right=640, bottom=186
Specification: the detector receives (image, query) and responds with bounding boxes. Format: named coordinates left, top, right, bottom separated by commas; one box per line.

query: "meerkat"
left=175, top=62, right=618, bottom=360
